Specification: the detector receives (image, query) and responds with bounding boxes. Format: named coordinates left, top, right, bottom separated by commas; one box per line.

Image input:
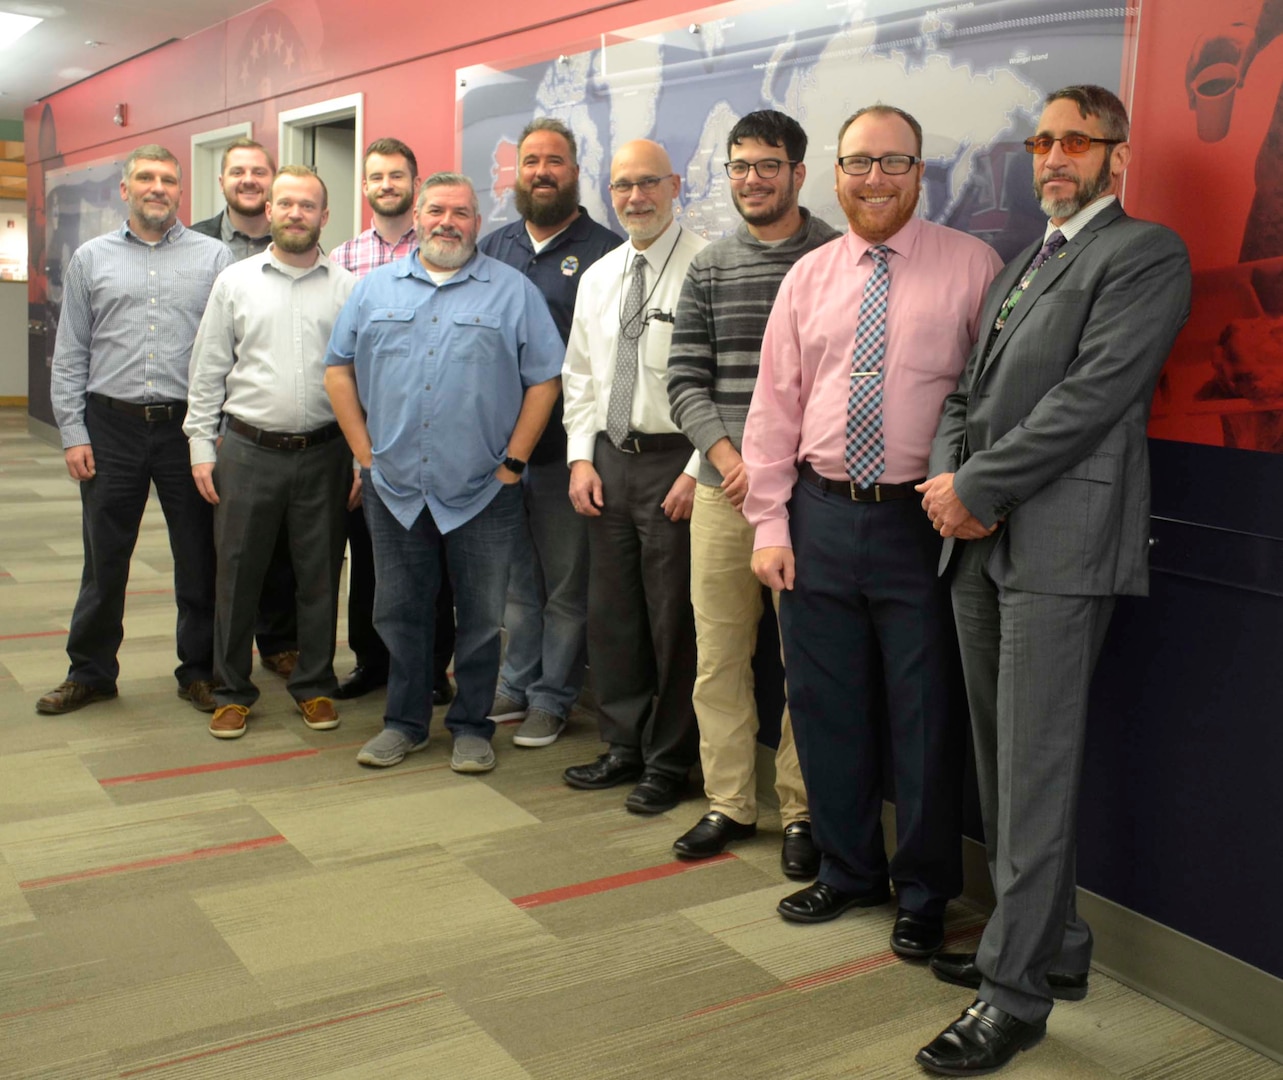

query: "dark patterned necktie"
left=607, top=254, right=647, bottom=448
left=994, top=230, right=1066, bottom=331
left=845, top=245, right=891, bottom=485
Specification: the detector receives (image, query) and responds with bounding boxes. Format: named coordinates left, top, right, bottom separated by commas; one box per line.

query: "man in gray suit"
left=914, top=85, right=1191, bottom=1075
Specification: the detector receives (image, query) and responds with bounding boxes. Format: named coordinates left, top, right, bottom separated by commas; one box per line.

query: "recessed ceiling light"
left=0, top=13, right=42, bottom=50
left=84, top=39, right=100, bottom=47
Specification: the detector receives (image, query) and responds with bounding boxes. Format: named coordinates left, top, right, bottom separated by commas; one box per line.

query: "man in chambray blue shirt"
left=40, top=144, right=233, bottom=717
left=325, top=172, right=563, bottom=774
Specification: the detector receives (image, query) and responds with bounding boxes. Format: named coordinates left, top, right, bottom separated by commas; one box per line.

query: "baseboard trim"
left=0, top=396, right=28, bottom=407
left=754, top=755, right=1282, bottom=1063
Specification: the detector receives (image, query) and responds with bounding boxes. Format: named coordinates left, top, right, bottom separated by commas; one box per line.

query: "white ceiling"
left=0, top=0, right=271, bottom=124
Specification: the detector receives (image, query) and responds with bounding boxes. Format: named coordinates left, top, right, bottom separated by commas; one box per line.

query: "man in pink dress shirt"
left=741, top=105, right=1002, bottom=956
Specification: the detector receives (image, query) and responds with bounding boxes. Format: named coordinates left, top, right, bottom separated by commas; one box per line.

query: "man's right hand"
left=64, top=444, right=95, bottom=481
left=192, top=463, right=219, bottom=506
left=569, top=460, right=604, bottom=517
left=752, top=546, right=796, bottom=591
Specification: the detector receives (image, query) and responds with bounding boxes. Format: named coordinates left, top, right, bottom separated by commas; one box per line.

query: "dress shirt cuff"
left=189, top=439, right=218, bottom=467
left=683, top=451, right=699, bottom=479
left=567, top=433, right=598, bottom=464
left=753, top=518, right=792, bottom=551
left=60, top=422, right=90, bottom=450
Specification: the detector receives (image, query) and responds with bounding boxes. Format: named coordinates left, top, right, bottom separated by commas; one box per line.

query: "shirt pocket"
left=642, top=321, right=675, bottom=373
left=369, top=307, right=415, bottom=359
left=450, top=311, right=503, bottom=362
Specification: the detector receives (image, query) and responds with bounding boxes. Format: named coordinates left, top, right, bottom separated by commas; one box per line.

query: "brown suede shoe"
left=177, top=679, right=217, bottom=713
left=209, top=704, right=250, bottom=739
left=297, top=696, right=340, bottom=730
left=36, top=680, right=117, bottom=715
left=261, top=650, right=299, bottom=678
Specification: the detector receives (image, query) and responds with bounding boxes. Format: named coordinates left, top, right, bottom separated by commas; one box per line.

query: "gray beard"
left=1038, top=154, right=1112, bottom=220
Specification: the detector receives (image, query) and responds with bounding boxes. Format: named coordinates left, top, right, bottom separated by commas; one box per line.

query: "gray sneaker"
left=487, top=692, right=527, bottom=721
left=451, top=734, right=496, bottom=773
left=512, top=707, right=567, bottom=748
left=356, top=728, right=428, bottom=767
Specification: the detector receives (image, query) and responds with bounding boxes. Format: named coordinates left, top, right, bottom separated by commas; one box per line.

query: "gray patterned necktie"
left=607, top=254, right=647, bottom=448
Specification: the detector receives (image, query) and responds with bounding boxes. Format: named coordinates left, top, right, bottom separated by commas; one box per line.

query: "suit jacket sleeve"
left=952, top=225, right=1191, bottom=528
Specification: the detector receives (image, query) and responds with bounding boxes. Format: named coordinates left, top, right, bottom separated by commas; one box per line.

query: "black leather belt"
left=598, top=430, right=692, bottom=454
left=798, top=461, right=923, bottom=503
left=227, top=416, right=343, bottom=451
left=87, top=392, right=185, bottom=422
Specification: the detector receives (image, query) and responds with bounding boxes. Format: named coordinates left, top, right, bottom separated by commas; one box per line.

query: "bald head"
left=610, top=139, right=680, bottom=249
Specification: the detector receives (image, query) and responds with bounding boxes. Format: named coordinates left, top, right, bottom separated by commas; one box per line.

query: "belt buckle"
left=288, top=434, right=310, bottom=451
left=849, top=480, right=877, bottom=503
left=619, top=436, right=641, bottom=454
left=143, top=404, right=172, bottom=422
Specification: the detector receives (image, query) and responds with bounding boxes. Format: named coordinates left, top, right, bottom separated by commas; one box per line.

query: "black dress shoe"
left=334, top=665, right=388, bottom=700
left=930, top=951, right=1089, bottom=1001
left=432, top=680, right=454, bottom=706
left=673, top=812, right=756, bottom=858
left=624, top=771, right=685, bottom=814
left=916, top=999, right=1046, bottom=1075
left=563, top=752, right=644, bottom=790
left=890, top=909, right=945, bottom=958
left=777, top=879, right=891, bottom=923
left=780, top=821, right=820, bottom=880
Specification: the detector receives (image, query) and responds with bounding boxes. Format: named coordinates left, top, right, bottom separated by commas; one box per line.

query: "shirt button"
left=432, top=316, right=438, bottom=323
left=150, top=298, right=157, bottom=304
left=149, top=270, right=156, bottom=276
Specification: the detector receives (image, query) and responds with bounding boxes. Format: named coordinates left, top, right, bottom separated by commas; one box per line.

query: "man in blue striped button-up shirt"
left=39, top=144, right=233, bottom=717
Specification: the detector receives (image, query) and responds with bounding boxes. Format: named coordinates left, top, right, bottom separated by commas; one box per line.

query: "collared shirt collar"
left=263, top=244, right=332, bottom=277
left=395, top=248, right=491, bottom=285
left=220, top=209, right=268, bottom=245
left=121, top=218, right=185, bottom=246
left=1046, top=194, right=1117, bottom=243
left=625, top=217, right=681, bottom=274
left=371, top=222, right=417, bottom=247
left=844, top=212, right=922, bottom=264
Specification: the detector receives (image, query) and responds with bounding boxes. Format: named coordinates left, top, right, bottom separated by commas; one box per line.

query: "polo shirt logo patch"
left=561, top=256, right=579, bottom=277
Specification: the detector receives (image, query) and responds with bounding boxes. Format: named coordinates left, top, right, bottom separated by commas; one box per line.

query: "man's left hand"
left=347, top=468, right=363, bottom=511
left=661, top=473, right=696, bottom=521
left=916, top=473, right=998, bottom=539
left=496, top=463, right=523, bottom=486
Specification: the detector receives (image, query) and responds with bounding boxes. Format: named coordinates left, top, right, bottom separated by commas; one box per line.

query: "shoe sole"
left=209, top=724, right=247, bottom=739
left=176, top=688, right=217, bottom=714
left=356, top=740, right=429, bottom=767
left=674, top=832, right=755, bottom=859
left=915, top=1026, right=1046, bottom=1076
left=563, top=771, right=644, bottom=791
left=296, top=702, right=340, bottom=731
left=512, top=723, right=566, bottom=748
left=36, top=689, right=117, bottom=715
left=487, top=709, right=527, bottom=721
left=930, top=964, right=1088, bottom=1002
left=781, top=863, right=821, bottom=881
left=451, top=759, right=496, bottom=773
left=625, top=796, right=680, bottom=815
left=777, top=891, right=891, bottom=923
left=890, top=936, right=944, bottom=960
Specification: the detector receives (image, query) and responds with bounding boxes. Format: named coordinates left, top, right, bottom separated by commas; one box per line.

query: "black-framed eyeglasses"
left=608, top=175, right=672, bottom=194
left=1023, top=134, right=1121, bottom=155
left=837, top=154, right=920, bottom=176
left=724, top=158, right=797, bottom=179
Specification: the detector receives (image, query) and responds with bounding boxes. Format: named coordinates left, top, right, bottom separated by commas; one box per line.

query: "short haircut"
left=220, top=137, right=276, bottom=176
left=727, top=110, right=808, bottom=162
left=416, top=171, right=478, bottom=214
left=1044, top=84, right=1130, bottom=142
left=837, top=105, right=924, bottom=156
left=519, top=117, right=578, bottom=165
left=122, top=145, right=181, bottom=183
left=272, top=164, right=328, bottom=210
left=363, top=137, right=419, bottom=180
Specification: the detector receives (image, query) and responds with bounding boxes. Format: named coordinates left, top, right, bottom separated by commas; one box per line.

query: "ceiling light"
left=0, top=13, right=41, bottom=49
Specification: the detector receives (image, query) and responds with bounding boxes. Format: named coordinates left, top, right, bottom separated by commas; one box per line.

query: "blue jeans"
left=363, top=477, right=521, bottom=742
left=497, top=460, right=589, bottom=718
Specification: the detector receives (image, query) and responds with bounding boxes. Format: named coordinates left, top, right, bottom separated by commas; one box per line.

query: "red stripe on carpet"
left=512, top=853, right=737, bottom=908
left=100, top=750, right=321, bottom=785
left=117, top=991, right=446, bottom=1076
left=0, top=629, right=66, bottom=640
left=19, top=835, right=288, bottom=890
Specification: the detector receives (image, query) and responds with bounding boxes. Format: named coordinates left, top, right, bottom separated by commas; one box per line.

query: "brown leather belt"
left=798, top=461, right=923, bottom=503
left=227, top=416, right=343, bottom=451
left=87, top=392, right=185, bottom=422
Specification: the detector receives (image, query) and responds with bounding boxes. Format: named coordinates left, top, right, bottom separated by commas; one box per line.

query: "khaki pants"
left=689, top=483, right=807, bottom=825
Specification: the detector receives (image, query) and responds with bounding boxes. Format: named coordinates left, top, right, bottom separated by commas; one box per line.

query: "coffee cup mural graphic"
left=1185, top=27, right=1251, bottom=141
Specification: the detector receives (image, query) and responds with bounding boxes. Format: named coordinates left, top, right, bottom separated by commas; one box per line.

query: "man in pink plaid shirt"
left=330, top=137, right=456, bottom=707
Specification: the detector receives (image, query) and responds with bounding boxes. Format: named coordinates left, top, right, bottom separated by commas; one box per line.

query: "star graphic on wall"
left=249, top=38, right=259, bottom=60
left=274, top=30, right=283, bottom=54
left=284, top=44, right=295, bottom=70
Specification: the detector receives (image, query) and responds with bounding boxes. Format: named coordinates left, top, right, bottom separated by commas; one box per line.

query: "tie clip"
left=851, top=370, right=878, bottom=376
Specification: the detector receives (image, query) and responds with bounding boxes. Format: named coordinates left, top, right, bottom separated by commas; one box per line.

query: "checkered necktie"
left=844, top=244, right=891, bottom=485
left=607, top=254, right=647, bottom=448
left=994, top=230, right=1066, bottom=331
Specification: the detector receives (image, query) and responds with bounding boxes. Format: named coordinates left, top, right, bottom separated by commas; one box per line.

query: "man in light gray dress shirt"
left=40, top=144, right=232, bottom=717
left=186, top=167, right=356, bottom=739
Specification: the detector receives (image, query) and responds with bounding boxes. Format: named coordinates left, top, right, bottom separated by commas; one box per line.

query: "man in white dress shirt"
left=185, top=167, right=356, bottom=739
left=561, top=139, right=708, bottom=814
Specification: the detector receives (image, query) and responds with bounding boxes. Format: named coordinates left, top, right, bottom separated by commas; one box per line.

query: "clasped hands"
left=915, top=473, right=997, bottom=540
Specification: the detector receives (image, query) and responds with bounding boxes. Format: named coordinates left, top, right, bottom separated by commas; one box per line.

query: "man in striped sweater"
left=667, top=111, right=838, bottom=872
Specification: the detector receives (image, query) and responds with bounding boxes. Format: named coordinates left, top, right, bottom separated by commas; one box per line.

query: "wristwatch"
left=503, top=456, right=527, bottom=475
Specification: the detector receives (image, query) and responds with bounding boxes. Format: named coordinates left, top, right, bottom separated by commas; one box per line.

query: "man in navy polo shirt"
left=478, top=117, right=621, bottom=748
left=325, top=172, right=564, bottom=774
